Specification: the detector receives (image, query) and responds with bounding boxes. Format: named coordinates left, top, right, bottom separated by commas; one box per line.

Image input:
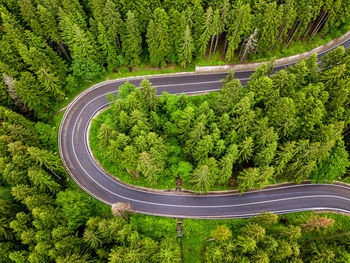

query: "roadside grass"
left=129, top=211, right=350, bottom=263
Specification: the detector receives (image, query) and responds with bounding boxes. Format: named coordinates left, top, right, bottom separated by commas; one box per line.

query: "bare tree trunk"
left=270, top=20, right=286, bottom=52
left=286, top=20, right=300, bottom=48
left=311, top=12, right=329, bottom=38
left=116, top=35, right=122, bottom=51
left=57, top=41, right=71, bottom=62
left=286, top=20, right=298, bottom=43
left=48, top=167, right=63, bottom=181
left=301, top=10, right=317, bottom=39
left=209, top=35, right=215, bottom=57
left=213, top=33, right=220, bottom=55
left=223, top=37, right=228, bottom=53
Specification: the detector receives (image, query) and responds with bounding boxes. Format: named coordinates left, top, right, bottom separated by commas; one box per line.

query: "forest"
left=92, top=47, right=350, bottom=192
left=0, top=0, right=350, bottom=122
left=1, top=0, right=350, bottom=262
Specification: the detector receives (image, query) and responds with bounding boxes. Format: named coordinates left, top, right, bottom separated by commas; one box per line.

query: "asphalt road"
left=59, top=37, right=350, bottom=218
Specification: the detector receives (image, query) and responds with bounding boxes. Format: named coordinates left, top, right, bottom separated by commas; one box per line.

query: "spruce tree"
left=226, top=1, right=252, bottom=61
left=146, top=8, right=169, bottom=67
left=198, top=6, right=213, bottom=57
left=178, top=24, right=194, bottom=67
left=122, top=11, right=142, bottom=67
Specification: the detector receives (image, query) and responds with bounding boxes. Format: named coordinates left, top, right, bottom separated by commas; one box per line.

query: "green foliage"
left=310, top=141, right=350, bottom=183
left=0, top=0, right=349, bottom=121
left=0, top=4, right=350, bottom=262
left=146, top=8, right=170, bottom=67
left=122, top=11, right=142, bottom=67
left=56, top=190, right=99, bottom=230
left=34, top=122, right=57, bottom=151
left=201, top=212, right=350, bottom=263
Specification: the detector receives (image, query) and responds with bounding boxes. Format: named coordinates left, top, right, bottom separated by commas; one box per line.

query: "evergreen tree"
left=146, top=8, right=169, bottom=67
left=97, top=21, right=118, bottom=72
left=226, top=1, right=252, bottom=61
left=122, top=11, right=142, bottom=67
left=198, top=6, right=213, bottom=57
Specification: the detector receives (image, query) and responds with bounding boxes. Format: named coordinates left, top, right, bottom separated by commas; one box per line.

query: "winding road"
left=59, top=37, right=350, bottom=218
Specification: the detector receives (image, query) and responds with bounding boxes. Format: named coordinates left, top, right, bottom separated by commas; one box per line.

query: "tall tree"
left=146, top=8, right=169, bottom=67
left=97, top=21, right=118, bottom=72
left=178, top=24, right=194, bottom=67
left=226, top=1, right=252, bottom=61
left=122, top=11, right=142, bottom=67
left=198, top=6, right=213, bottom=57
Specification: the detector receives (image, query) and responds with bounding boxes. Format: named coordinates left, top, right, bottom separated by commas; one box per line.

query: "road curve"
left=59, top=38, right=350, bottom=218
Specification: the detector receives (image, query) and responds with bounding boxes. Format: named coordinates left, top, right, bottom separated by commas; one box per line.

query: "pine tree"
left=198, top=6, right=213, bottom=57
left=36, top=4, right=70, bottom=61
left=168, top=10, right=185, bottom=63
left=137, top=152, right=159, bottom=184
left=239, top=137, right=254, bottom=163
left=178, top=24, right=194, bottom=67
left=146, top=8, right=169, bottom=67
left=139, top=79, right=157, bottom=112
left=270, top=0, right=297, bottom=51
left=226, top=1, right=252, bottom=61
left=254, top=1, right=283, bottom=54
left=191, top=0, right=204, bottom=54
left=97, top=21, right=118, bottom=72
left=14, top=72, right=51, bottom=120
left=237, top=167, right=260, bottom=192
left=190, top=164, right=211, bottom=193
left=122, top=11, right=142, bottom=67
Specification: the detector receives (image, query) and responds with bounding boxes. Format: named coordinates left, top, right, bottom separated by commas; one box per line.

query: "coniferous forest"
left=1, top=0, right=350, bottom=121
left=1, top=0, right=350, bottom=262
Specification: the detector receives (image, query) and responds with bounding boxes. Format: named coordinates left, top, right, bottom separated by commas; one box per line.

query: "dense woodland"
left=93, top=47, right=350, bottom=192
left=0, top=0, right=350, bottom=121
left=1, top=0, right=350, bottom=262
left=203, top=212, right=350, bottom=262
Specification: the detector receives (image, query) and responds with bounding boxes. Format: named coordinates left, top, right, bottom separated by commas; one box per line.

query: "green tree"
left=239, top=137, right=254, bottom=163
left=168, top=10, right=185, bottom=63
left=156, top=236, right=180, bottom=263
left=190, top=164, right=211, bottom=193
left=122, top=11, right=142, bottom=67
left=310, top=141, right=350, bottom=183
left=28, top=167, right=60, bottom=194
left=97, top=21, right=118, bottom=72
left=226, top=1, right=251, bottom=61
left=210, top=225, right=232, bottom=242
left=198, top=6, right=213, bottom=56
left=178, top=24, right=194, bottom=67
left=139, top=79, right=157, bottom=111
left=102, top=0, right=123, bottom=53
left=56, top=190, right=98, bottom=230
left=137, top=152, right=160, bottom=184
left=146, top=8, right=169, bottom=67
